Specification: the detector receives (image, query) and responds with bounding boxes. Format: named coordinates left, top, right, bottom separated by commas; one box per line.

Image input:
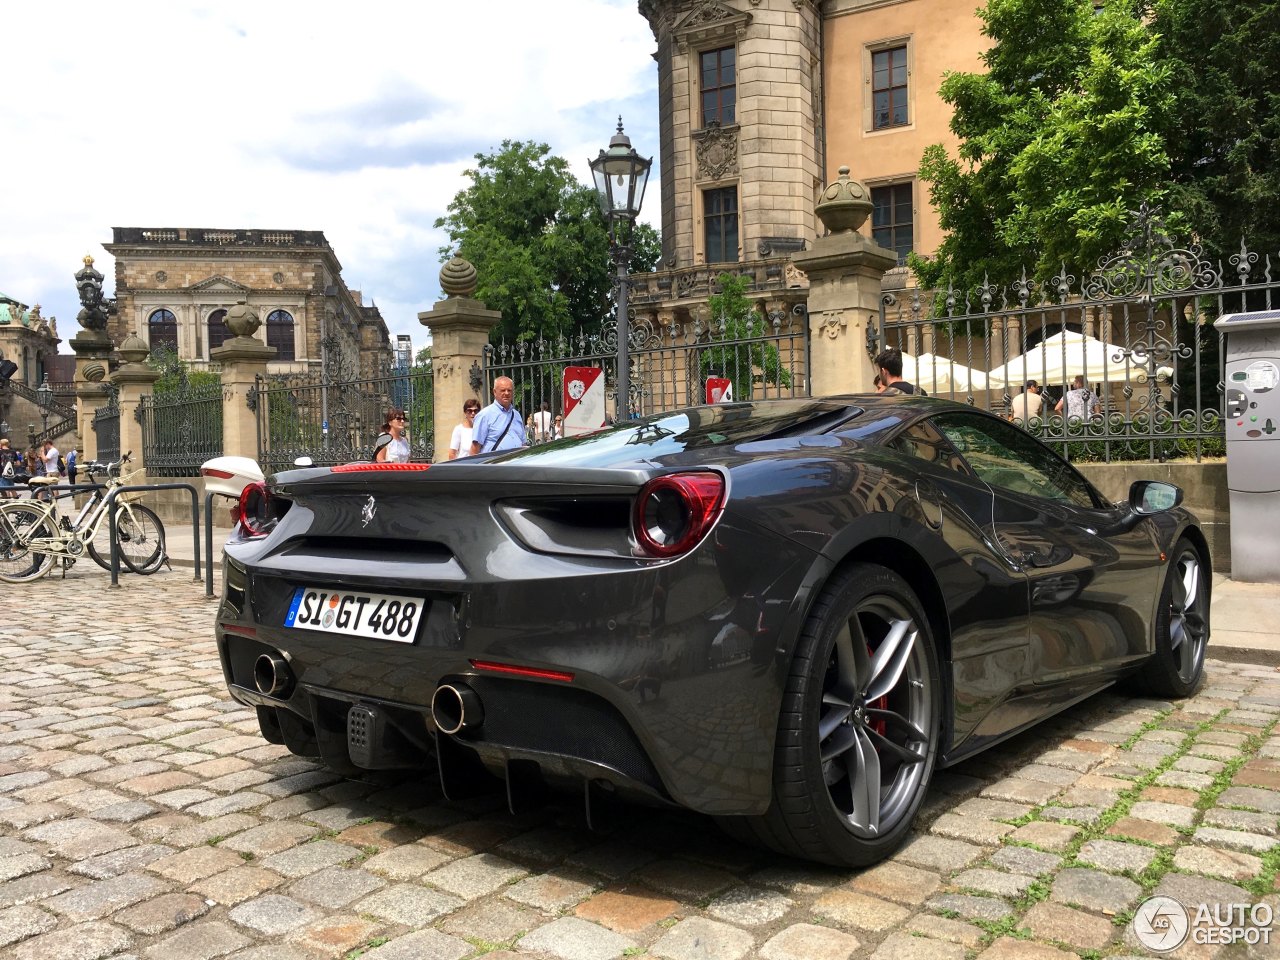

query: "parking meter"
left=1213, top=310, right=1280, bottom=582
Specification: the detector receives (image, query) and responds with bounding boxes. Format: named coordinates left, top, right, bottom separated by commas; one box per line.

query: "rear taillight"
left=237, top=481, right=287, bottom=538
left=633, top=471, right=725, bottom=558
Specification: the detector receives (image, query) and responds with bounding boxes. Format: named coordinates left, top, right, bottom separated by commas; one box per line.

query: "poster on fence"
left=706, top=377, right=733, bottom=404
left=562, top=366, right=606, bottom=436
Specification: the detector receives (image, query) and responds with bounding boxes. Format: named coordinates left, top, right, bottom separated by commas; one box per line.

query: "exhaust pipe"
left=432, top=682, right=484, bottom=735
left=254, top=653, right=293, bottom=698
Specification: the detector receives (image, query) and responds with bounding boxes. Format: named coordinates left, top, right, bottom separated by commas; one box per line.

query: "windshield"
left=492, top=400, right=862, bottom=468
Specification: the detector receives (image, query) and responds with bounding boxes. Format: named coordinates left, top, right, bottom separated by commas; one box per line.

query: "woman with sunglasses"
left=448, top=400, right=481, bottom=459
left=373, top=407, right=411, bottom=463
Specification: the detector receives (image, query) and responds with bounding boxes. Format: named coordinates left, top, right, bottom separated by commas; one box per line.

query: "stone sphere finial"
left=225, top=299, right=261, bottom=338
left=815, top=165, right=874, bottom=234
left=439, top=257, right=478, bottom=299
left=82, top=361, right=107, bottom=382
left=117, top=334, right=150, bottom=365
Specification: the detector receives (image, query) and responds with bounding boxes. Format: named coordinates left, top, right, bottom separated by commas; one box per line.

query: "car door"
left=932, top=412, right=1162, bottom=683
left=885, top=418, right=1033, bottom=745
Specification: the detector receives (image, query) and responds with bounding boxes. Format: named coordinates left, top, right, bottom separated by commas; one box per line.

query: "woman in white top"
left=374, top=408, right=411, bottom=463
left=448, top=400, right=481, bottom=459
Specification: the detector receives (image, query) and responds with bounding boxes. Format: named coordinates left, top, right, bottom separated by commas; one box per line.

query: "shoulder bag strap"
left=487, top=408, right=515, bottom=452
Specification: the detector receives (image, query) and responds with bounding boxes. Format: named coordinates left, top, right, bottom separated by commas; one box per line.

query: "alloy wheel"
left=819, top=595, right=933, bottom=839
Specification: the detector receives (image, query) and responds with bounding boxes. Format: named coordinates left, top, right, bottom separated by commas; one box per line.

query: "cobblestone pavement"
left=2, top=569, right=1278, bottom=960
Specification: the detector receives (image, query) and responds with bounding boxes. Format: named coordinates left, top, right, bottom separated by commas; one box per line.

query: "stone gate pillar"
left=108, top=336, right=160, bottom=471
left=790, top=167, right=897, bottom=395
left=419, top=259, right=501, bottom=462
left=69, top=329, right=114, bottom=463
left=212, top=300, right=276, bottom=460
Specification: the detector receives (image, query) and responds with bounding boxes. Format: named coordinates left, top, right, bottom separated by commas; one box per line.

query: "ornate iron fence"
left=91, top=390, right=120, bottom=466
left=140, top=381, right=224, bottom=476
left=251, top=365, right=433, bottom=472
left=879, top=205, right=1280, bottom=462
left=482, top=307, right=809, bottom=438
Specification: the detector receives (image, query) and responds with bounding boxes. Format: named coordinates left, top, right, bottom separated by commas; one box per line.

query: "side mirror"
left=1130, top=480, right=1183, bottom=516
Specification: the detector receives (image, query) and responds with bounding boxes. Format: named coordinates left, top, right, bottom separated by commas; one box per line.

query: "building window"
left=704, top=187, right=739, bottom=264
left=700, top=46, right=736, bottom=126
left=872, top=183, right=914, bottom=264
left=266, top=309, right=295, bottom=361
left=872, top=45, right=909, bottom=129
left=207, top=309, right=230, bottom=355
left=148, top=308, right=177, bottom=355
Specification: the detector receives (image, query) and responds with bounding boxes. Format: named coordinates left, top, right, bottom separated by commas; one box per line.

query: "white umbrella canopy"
left=901, top=352, right=993, bottom=393
left=987, top=331, right=1129, bottom=387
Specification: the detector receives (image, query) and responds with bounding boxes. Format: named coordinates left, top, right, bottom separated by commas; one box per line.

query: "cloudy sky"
left=1, top=0, right=660, bottom=354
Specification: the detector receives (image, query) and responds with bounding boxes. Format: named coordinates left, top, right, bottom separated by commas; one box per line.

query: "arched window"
left=207, top=308, right=230, bottom=354
left=148, top=309, right=178, bottom=355
left=266, top=309, right=295, bottom=361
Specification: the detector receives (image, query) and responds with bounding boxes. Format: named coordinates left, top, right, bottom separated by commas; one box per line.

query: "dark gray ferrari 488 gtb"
left=215, top=395, right=1209, bottom=866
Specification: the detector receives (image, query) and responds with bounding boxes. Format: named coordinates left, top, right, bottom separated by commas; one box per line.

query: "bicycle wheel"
left=0, top=504, right=58, bottom=583
left=115, top=503, right=166, bottom=574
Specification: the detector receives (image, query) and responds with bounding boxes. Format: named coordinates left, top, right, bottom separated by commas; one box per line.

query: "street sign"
left=563, top=366, right=606, bottom=436
left=706, top=377, right=733, bottom=403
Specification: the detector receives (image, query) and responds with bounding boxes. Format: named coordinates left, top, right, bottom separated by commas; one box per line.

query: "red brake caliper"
left=867, top=643, right=888, bottom=738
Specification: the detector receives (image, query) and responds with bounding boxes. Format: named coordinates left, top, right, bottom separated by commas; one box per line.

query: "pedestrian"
left=529, top=401, right=553, bottom=443
left=873, top=348, right=918, bottom=394
left=1055, top=375, right=1100, bottom=421
left=66, top=447, right=78, bottom=486
left=552, top=414, right=563, bottom=439
left=873, top=374, right=885, bottom=393
left=1008, top=380, right=1044, bottom=424
left=470, top=376, right=526, bottom=455
left=0, top=438, right=15, bottom=497
left=371, top=408, right=411, bottom=463
left=41, top=439, right=62, bottom=479
left=448, top=399, right=481, bottom=460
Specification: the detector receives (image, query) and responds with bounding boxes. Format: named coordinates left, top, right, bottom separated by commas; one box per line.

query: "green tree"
left=1151, top=0, right=1280, bottom=259
left=699, top=274, right=792, bottom=400
left=435, top=140, right=660, bottom=344
left=914, top=0, right=1179, bottom=292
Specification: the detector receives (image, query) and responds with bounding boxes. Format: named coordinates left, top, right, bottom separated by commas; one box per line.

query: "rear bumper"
left=215, top=528, right=815, bottom=815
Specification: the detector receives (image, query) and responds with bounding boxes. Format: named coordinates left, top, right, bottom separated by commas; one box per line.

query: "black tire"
left=0, top=504, right=57, bottom=583
left=88, top=504, right=166, bottom=574
left=1133, top=538, right=1208, bottom=698
left=728, top=562, right=942, bottom=867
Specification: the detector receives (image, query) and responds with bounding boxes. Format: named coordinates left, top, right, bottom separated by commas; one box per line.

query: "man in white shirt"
left=41, top=440, right=61, bottom=478
left=1008, top=381, right=1043, bottom=425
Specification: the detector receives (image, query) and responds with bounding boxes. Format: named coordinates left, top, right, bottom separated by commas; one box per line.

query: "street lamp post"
left=589, top=118, right=652, bottom=421
left=36, top=375, right=53, bottom=437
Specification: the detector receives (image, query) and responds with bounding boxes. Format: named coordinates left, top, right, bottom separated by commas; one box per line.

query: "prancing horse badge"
left=361, top=495, right=377, bottom=527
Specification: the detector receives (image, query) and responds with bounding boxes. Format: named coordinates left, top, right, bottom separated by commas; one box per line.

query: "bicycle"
left=0, top=452, right=167, bottom=583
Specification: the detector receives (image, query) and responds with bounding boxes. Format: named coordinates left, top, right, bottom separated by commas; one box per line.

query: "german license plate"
left=284, top=587, right=424, bottom=642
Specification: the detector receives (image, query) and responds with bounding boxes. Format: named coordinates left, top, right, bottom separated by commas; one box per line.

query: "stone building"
left=103, top=228, right=393, bottom=378
left=0, top=292, right=61, bottom=386
left=634, top=0, right=986, bottom=322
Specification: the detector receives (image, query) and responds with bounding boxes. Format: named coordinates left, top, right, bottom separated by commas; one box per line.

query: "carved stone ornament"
left=440, top=257, right=478, bottom=298
left=784, top=262, right=807, bottom=288
left=694, top=123, right=739, bottom=182
left=224, top=299, right=262, bottom=338
left=821, top=311, right=848, bottom=339
left=672, top=0, right=751, bottom=49
left=273, top=272, right=285, bottom=284
left=437, top=358, right=453, bottom=379
left=155, top=271, right=168, bottom=283
left=117, top=334, right=150, bottom=365
left=815, top=165, right=874, bottom=234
